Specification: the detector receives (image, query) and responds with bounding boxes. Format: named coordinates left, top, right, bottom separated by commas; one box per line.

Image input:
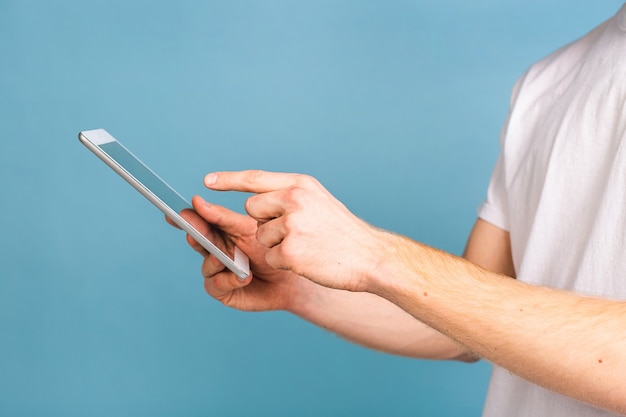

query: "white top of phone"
left=79, top=128, right=250, bottom=280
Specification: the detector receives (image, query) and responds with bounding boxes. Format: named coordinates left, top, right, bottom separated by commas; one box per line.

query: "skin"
left=173, top=170, right=626, bottom=415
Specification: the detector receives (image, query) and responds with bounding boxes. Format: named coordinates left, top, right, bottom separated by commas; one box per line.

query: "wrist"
left=361, top=230, right=421, bottom=296
left=282, top=273, right=323, bottom=317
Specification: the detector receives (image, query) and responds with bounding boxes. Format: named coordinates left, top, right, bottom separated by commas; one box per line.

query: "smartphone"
left=78, top=128, right=250, bottom=280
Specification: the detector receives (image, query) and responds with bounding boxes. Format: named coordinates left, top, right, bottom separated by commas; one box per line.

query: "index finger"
left=204, top=170, right=305, bottom=193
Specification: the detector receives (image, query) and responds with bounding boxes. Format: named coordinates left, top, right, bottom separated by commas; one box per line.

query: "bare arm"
left=289, top=218, right=515, bottom=361
left=374, top=231, right=626, bottom=414
left=463, top=218, right=515, bottom=279
left=207, top=170, right=626, bottom=415
left=180, top=198, right=510, bottom=362
left=289, top=280, right=469, bottom=360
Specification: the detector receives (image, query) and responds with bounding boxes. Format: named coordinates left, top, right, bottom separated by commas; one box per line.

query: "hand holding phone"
left=79, top=128, right=250, bottom=279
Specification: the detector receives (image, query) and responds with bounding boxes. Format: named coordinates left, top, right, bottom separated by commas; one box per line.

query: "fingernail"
left=205, top=173, right=217, bottom=186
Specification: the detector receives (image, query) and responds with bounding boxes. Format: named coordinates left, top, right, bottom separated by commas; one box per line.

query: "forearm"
left=372, top=233, right=626, bottom=414
left=286, top=277, right=474, bottom=361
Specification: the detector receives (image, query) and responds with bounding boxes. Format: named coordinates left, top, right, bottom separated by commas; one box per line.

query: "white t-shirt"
left=478, top=4, right=626, bottom=416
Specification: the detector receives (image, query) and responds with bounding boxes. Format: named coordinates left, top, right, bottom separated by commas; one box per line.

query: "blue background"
left=1, top=1, right=621, bottom=416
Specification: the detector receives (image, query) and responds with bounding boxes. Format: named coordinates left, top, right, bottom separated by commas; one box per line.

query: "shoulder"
left=512, top=12, right=620, bottom=107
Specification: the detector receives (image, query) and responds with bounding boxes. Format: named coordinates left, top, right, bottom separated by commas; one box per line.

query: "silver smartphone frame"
left=78, top=128, right=250, bottom=280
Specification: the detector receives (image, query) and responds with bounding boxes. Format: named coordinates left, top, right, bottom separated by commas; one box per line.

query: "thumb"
left=191, top=195, right=253, bottom=237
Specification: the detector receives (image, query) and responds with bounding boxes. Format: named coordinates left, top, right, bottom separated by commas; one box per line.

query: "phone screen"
left=79, top=129, right=250, bottom=279
left=99, top=140, right=190, bottom=214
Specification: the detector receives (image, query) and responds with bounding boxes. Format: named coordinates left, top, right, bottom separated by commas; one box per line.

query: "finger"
left=264, top=244, right=293, bottom=273
left=165, top=214, right=181, bottom=229
left=200, top=252, right=227, bottom=278
left=186, top=233, right=210, bottom=257
left=191, top=195, right=254, bottom=236
left=180, top=208, right=225, bottom=256
left=256, top=216, right=287, bottom=248
left=204, top=170, right=307, bottom=193
left=244, top=190, right=290, bottom=222
left=204, top=270, right=252, bottom=302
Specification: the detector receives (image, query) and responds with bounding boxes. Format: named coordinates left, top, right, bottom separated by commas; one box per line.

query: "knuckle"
left=245, top=169, right=266, bottom=184
left=201, top=261, right=213, bottom=278
left=211, top=274, right=229, bottom=292
left=283, top=211, right=308, bottom=237
left=277, top=239, right=296, bottom=268
left=284, top=186, right=307, bottom=206
left=266, top=247, right=289, bottom=271
left=203, top=276, right=223, bottom=299
left=201, top=256, right=222, bottom=278
left=293, top=173, right=310, bottom=184
left=282, top=212, right=298, bottom=232
left=204, top=275, right=236, bottom=307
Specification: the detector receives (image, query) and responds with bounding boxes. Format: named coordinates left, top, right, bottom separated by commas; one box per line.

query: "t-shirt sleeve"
left=478, top=152, right=509, bottom=231
left=477, top=69, right=530, bottom=232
